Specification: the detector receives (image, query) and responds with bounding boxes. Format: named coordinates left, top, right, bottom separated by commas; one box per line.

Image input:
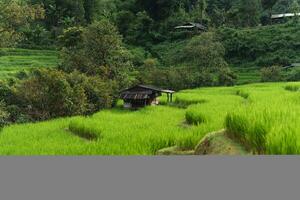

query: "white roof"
left=271, top=13, right=300, bottom=19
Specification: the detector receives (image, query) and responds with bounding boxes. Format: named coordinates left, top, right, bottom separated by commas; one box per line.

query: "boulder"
left=194, top=130, right=248, bottom=155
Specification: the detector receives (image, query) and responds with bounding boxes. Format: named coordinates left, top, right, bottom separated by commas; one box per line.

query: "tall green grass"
left=225, top=84, right=300, bottom=154
left=69, top=117, right=100, bottom=140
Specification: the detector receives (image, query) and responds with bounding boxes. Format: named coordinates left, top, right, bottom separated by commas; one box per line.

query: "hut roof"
left=175, top=22, right=207, bottom=31
left=121, top=85, right=175, bottom=94
left=271, top=13, right=300, bottom=19
left=283, top=63, right=300, bottom=70
left=120, top=85, right=175, bottom=100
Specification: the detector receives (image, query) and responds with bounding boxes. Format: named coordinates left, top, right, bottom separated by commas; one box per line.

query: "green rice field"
left=0, top=82, right=299, bottom=155
left=0, top=48, right=58, bottom=79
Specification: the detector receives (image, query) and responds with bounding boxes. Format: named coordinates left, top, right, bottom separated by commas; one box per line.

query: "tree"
left=0, top=101, right=9, bottom=130
left=290, top=0, right=300, bottom=22
left=206, top=0, right=236, bottom=26
left=261, top=0, right=278, bottom=10
left=29, top=0, right=86, bottom=28
left=126, top=11, right=155, bottom=46
left=0, top=1, right=45, bottom=47
left=60, top=20, right=135, bottom=90
left=181, top=32, right=228, bottom=71
left=261, top=66, right=283, bottom=82
left=83, top=0, right=98, bottom=23
left=14, top=69, right=115, bottom=120
left=235, top=0, right=262, bottom=27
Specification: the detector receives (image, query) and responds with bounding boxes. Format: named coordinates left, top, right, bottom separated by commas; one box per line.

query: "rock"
left=156, top=146, right=195, bottom=156
left=194, top=130, right=249, bottom=155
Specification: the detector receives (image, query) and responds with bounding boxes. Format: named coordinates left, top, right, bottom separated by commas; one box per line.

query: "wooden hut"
left=120, top=85, right=175, bottom=109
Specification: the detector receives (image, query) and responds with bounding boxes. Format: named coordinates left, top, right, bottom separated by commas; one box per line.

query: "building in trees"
left=271, top=12, right=300, bottom=23
left=120, top=85, right=175, bottom=109
left=175, top=22, right=207, bottom=32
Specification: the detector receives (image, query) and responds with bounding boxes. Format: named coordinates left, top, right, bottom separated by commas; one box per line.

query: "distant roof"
left=121, top=85, right=175, bottom=94
left=175, top=22, right=207, bottom=31
left=283, top=63, right=300, bottom=69
left=271, top=13, right=300, bottom=19
left=291, top=63, right=300, bottom=67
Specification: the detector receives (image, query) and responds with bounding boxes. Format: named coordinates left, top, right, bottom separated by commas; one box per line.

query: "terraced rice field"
left=0, top=48, right=58, bottom=79
left=0, top=82, right=299, bottom=155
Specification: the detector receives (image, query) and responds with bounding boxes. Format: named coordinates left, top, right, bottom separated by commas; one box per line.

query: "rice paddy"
left=0, top=81, right=299, bottom=155
left=0, top=48, right=58, bottom=79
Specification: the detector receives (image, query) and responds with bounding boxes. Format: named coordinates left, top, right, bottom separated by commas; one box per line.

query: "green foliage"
left=58, top=26, right=84, bottom=48
left=218, top=24, right=300, bottom=83
left=181, top=32, right=228, bottom=71
left=0, top=101, right=9, bottom=130
left=0, top=1, right=45, bottom=48
left=60, top=20, right=135, bottom=89
left=218, top=67, right=238, bottom=86
left=286, top=67, right=300, bottom=81
left=12, top=69, right=114, bottom=121
left=260, top=66, right=283, bottom=82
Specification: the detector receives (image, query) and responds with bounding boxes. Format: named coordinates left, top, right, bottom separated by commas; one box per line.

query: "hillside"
left=219, top=23, right=300, bottom=83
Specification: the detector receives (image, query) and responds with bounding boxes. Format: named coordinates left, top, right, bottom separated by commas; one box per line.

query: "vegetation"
left=0, top=0, right=300, bottom=155
left=0, top=48, right=58, bottom=79
left=0, top=82, right=298, bottom=155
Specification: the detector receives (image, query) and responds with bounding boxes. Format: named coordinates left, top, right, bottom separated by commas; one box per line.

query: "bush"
left=260, top=66, right=283, bottom=82
left=0, top=102, right=9, bottom=131
left=14, top=69, right=115, bottom=121
left=218, top=68, right=238, bottom=86
left=286, top=68, right=300, bottom=81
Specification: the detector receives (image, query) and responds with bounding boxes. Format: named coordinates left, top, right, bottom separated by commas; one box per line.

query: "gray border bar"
left=0, top=157, right=299, bottom=200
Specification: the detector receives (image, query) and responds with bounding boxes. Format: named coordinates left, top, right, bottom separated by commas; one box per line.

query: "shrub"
left=14, top=69, right=87, bottom=120
left=218, top=67, right=238, bottom=86
left=260, top=66, right=283, bottom=82
left=0, top=102, right=9, bottom=131
left=286, top=68, right=300, bottom=81
left=14, top=69, right=115, bottom=121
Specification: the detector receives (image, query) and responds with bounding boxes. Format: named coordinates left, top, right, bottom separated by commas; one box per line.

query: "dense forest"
left=1, top=0, right=300, bottom=127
